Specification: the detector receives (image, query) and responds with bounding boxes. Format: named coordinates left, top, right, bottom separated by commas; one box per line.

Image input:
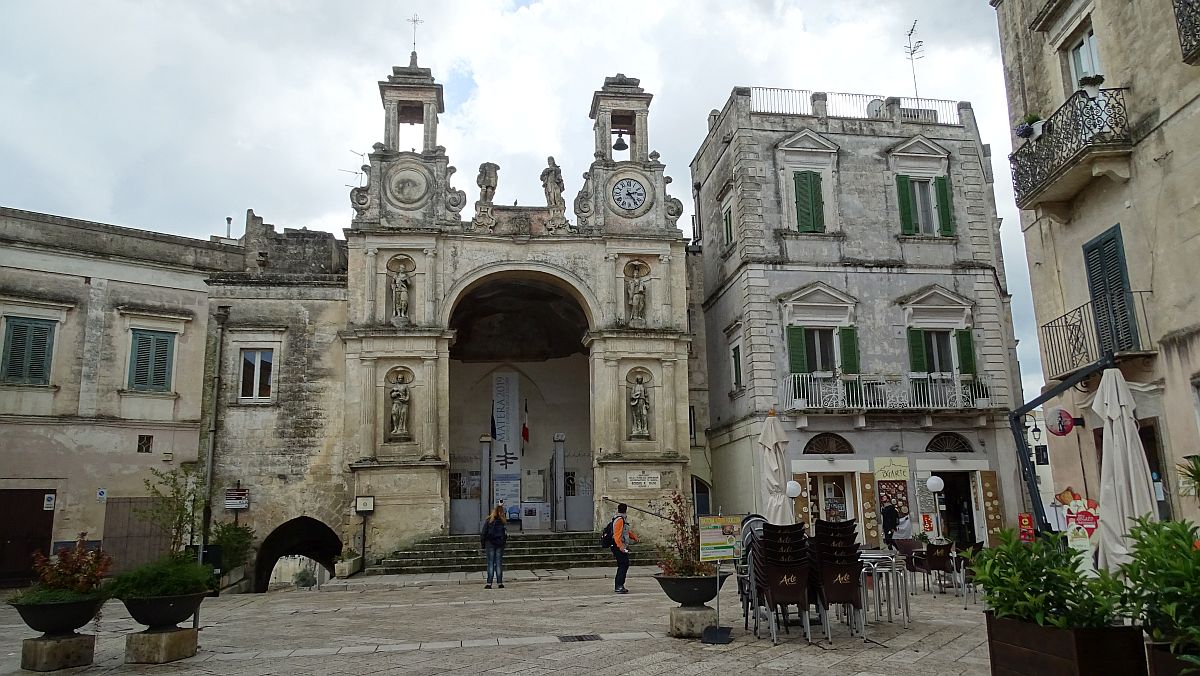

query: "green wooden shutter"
left=3, top=318, right=54, bottom=385
left=839, top=326, right=859, bottom=374
left=956, top=329, right=976, bottom=375
left=723, top=208, right=733, bottom=245
left=793, top=171, right=825, bottom=233
left=787, top=326, right=808, bottom=373
left=935, top=176, right=955, bottom=236
left=130, top=330, right=174, bottom=391
left=150, top=333, right=174, bottom=391
left=907, top=328, right=927, bottom=372
left=3, top=321, right=29, bottom=382
left=130, top=332, right=153, bottom=389
left=732, top=345, right=743, bottom=388
left=1083, top=226, right=1137, bottom=352
left=896, top=175, right=915, bottom=235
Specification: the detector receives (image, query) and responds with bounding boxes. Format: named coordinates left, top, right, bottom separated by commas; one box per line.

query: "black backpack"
left=599, top=516, right=618, bottom=548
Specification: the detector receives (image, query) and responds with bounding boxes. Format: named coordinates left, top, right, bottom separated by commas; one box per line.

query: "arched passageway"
left=252, top=516, right=341, bottom=592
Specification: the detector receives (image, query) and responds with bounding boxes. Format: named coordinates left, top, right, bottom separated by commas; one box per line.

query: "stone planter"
left=10, top=598, right=105, bottom=637
left=653, top=572, right=731, bottom=608
left=1030, top=120, right=1045, bottom=140
left=121, top=593, right=206, bottom=631
left=335, top=556, right=363, bottom=578
left=985, top=612, right=1147, bottom=676
left=1082, top=84, right=1101, bottom=99
left=1148, top=642, right=1194, bottom=676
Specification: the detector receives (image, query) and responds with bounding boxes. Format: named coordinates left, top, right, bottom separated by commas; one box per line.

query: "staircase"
left=366, top=531, right=657, bottom=575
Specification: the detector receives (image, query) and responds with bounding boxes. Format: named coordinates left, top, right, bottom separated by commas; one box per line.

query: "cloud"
left=0, top=0, right=1042, bottom=395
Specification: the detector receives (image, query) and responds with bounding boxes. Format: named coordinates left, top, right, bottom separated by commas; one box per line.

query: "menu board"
left=698, top=515, right=745, bottom=562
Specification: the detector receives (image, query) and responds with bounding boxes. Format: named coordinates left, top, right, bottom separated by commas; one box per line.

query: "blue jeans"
left=486, top=544, right=504, bottom=584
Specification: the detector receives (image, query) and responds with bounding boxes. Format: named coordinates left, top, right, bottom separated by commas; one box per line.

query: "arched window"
left=803, top=433, right=853, bottom=455
left=925, top=432, right=973, bottom=454
left=692, top=476, right=712, bottom=517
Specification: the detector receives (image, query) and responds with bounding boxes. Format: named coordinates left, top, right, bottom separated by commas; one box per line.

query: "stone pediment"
left=781, top=281, right=856, bottom=306
left=897, top=284, right=971, bottom=308
left=898, top=284, right=973, bottom=328
left=777, top=129, right=839, bottom=154
left=888, top=135, right=950, bottom=158
left=780, top=282, right=856, bottom=326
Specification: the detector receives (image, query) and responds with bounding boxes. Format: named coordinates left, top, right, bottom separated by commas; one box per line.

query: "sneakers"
left=498, top=583, right=505, bottom=588
left=484, top=584, right=492, bottom=589
left=614, top=587, right=629, bottom=594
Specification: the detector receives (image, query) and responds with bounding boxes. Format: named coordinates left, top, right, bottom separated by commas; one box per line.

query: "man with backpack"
left=603, top=503, right=638, bottom=594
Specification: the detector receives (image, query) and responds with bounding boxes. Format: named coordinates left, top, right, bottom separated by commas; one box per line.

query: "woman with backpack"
left=480, top=504, right=508, bottom=589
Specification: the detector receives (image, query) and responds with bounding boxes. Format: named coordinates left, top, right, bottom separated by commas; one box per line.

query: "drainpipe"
left=195, top=305, right=230, bottom=629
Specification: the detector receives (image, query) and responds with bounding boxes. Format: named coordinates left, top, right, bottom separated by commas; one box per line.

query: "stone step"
left=366, top=554, right=657, bottom=576
left=367, top=531, right=644, bottom=576
left=377, top=551, right=655, bottom=568
left=389, top=545, right=607, bottom=559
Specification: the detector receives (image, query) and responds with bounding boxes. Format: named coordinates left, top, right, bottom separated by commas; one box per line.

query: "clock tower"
left=574, top=74, right=683, bottom=234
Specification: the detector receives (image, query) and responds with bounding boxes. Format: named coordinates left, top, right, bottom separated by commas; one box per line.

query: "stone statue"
left=630, top=376, right=650, bottom=438
left=389, top=383, right=411, bottom=438
left=391, top=269, right=411, bottom=320
left=626, top=268, right=647, bottom=327
left=540, top=156, right=565, bottom=211
left=476, top=162, right=499, bottom=204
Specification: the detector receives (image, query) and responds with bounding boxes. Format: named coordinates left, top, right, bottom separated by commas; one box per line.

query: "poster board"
left=698, top=515, right=744, bottom=562
left=493, top=474, right=521, bottom=521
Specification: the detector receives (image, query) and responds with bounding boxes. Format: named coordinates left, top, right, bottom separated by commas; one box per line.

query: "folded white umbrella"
left=1092, top=368, right=1157, bottom=573
left=757, top=411, right=792, bottom=525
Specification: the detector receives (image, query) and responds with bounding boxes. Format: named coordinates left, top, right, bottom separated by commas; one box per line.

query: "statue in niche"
left=541, top=156, right=570, bottom=232
left=472, top=162, right=500, bottom=232
left=389, top=381, right=411, bottom=439
left=390, top=268, right=411, bottom=325
left=629, top=376, right=650, bottom=439
left=625, top=263, right=648, bottom=328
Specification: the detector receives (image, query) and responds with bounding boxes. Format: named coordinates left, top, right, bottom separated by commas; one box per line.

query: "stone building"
left=992, top=0, right=1200, bottom=522
left=206, top=58, right=695, bottom=588
left=0, top=207, right=242, bottom=581
left=691, top=87, right=1024, bottom=546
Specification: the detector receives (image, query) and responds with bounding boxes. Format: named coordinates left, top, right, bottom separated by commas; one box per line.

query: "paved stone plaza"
left=1, top=568, right=992, bottom=675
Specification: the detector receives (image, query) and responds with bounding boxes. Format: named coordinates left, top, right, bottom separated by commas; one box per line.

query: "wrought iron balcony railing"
left=784, top=372, right=995, bottom=412
left=1176, top=0, right=1200, bottom=64
left=1039, top=291, right=1154, bottom=380
left=1010, top=88, right=1131, bottom=208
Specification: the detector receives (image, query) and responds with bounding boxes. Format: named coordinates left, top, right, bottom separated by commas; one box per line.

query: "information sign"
left=224, top=488, right=250, bottom=510
left=698, top=515, right=744, bottom=562
left=627, top=470, right=661, bottom=489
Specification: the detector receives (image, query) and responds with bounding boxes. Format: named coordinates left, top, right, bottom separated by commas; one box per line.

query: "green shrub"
left=970, top=529, right=1125, bottom=629
left=1121, top=517, right=1200, bottom=663
left=8, top=586, right=106, bottom=605
left=293, top=569, right=317, bottom=588
left=106, top=556, right=214, bottom=600
left=211, top=522, right=255, bottom=570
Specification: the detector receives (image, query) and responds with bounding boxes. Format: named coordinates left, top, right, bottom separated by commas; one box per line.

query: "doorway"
left=807, top=474, right=857, bottom=523
left=0, top=489, right=55, bottom=586
left=931, top=471, right=976, bottom=548
left=1094, top=418, right=1172, bottom=521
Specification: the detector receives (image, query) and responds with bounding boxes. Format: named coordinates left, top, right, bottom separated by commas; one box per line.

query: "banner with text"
left=492, top=372, right=521, bottom=519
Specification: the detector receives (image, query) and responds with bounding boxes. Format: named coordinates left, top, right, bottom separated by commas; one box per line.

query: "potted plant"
left=1123, top=517, right=1200, bottom=675
left=7, top=533, right=111, bottom=637
left=334, top=547, right=363, bottom=578
left=1079, top=74, right=1106, bottom=99
left=106, top=554, right=214, bottom=631
left=971, top=529, right=1146, bottom=675
left=1015, top=113, right=1044, bottom=141
left=653, top=492, right=729, bottom=607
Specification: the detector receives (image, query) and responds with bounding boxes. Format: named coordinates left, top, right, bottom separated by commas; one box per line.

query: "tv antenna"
left=904, top=20, right=924, bottom=98
left=340, top=149, right=367, bottom=189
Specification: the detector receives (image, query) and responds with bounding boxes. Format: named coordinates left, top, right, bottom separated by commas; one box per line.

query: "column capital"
left=365, top=247, right=379, bottom=256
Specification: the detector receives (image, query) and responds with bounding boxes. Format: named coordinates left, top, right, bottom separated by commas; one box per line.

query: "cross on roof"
left=407, top=13, right=424, bottom=52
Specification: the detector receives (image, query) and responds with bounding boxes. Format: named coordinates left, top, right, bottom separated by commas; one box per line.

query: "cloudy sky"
left=0, top=0, right=1043, bottom=397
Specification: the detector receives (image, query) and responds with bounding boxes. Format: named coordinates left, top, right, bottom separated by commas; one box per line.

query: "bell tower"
left=380, top=52, right=443, bottom=153
left=589, top=73, right=653, bottom=162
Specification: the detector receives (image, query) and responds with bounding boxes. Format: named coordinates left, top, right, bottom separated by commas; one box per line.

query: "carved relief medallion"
left=384, top=163, right=433, bottom=207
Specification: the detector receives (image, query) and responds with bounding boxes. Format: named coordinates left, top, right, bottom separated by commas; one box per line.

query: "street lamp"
left=926, top=475, right=945, bottom=541
left=785, top=480, right=802, bottom=524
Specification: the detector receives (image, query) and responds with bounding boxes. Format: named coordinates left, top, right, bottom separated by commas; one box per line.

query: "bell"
left=612, top=133, right=628, bottom=151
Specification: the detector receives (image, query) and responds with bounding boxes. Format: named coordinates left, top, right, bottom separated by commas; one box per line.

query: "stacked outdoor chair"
left=737, top=514, right=767, bottom=630
left=910, top=541, right=956, bottom=596
left=811, top=519, right=866, bottom=643
left=747, top=521, right=818, bottom=645
left=954, top=541, right=985, bottom=608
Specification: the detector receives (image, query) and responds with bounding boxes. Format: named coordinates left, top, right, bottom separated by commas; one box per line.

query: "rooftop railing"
left=749, top=88, right=962, bottom=125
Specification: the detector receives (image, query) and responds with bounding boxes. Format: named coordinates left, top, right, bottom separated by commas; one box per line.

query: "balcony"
left=1010, top=89, right=1132, bottom=210
left=1176, top=0, right=1200, bottom=64
left=784, top=372, right=995, bottom=412
left=749, top=88, right=963, bottom=125
left=1039, top=291, right=1155, bottom=380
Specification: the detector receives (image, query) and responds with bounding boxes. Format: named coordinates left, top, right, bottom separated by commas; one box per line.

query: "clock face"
left=612, top=178, right=647, bottom=211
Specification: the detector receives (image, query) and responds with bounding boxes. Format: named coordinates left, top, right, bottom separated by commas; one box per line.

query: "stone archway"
left=252, top=516, right=342, bottom=592
left=445, top=270, right=594, bottom=534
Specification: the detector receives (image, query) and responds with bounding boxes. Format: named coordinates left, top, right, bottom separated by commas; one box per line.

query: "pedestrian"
left=881, top=496, right=900, bottom=549
left=610, top=502, right=638, bottom=594
left=481, top=504, right=507, bottom=589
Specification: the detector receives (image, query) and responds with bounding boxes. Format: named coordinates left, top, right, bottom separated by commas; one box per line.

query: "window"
left=731, top=344, right=743, bottom=389
left=786, top=325, right=859, bottom=374
left=688, top=406, right=697, bottom=444
left=806, top=328, right=836, bottom=373
left=896, top=175, right=955, bottom=236
left=137, top=435, right=154, bottom=454
left=239, top=348, right=274, bottom=401
left=2, top=317, right=55, bottom=385
left=803, top=432, right=853, bottom=455
left=722, top=206, right=734, bottom=247
left=128, top=329, right=175, bottom=392
left=926, top=432, right=973, bottom=454
left=1069, top=28, right=1102, bottom=86
left=907, top=328, right=975, bottom=374
left=793, top=170, right=825, bottom=233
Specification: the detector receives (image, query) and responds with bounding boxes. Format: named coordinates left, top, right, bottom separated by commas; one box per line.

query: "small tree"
left=211, top=521, right=255, bottom=569
left=137, top=466, right=202, bottom=551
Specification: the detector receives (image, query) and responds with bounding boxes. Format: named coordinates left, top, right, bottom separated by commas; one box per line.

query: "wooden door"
left=0, top=489, right=55, bottom=584
left=102, top=497, right=170, bottom=573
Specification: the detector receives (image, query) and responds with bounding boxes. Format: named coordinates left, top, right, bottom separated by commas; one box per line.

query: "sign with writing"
left=1048, top=408, right=1077, bottom=436
left=874, top=457, right=911, bottom=481
left=1018, top=512, right=1035, bottom=542
left=224, top=488, right=250, bottom=510
left=627, top=470, right=661, bottom=489
left=493, top=474, right=521, bottom=521
left=1072, top=509, right=1099, bottom=536
left=43, top=493, right=56, bottom=511
left=921, top=513, right=934, bottom=533
left=698, top=515, right=744, bottom=562
left=491, top=372, right=521, bottom=474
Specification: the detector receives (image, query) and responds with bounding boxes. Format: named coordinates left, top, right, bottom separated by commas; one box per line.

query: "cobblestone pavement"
left=1, top=568, right=990, bottom=675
